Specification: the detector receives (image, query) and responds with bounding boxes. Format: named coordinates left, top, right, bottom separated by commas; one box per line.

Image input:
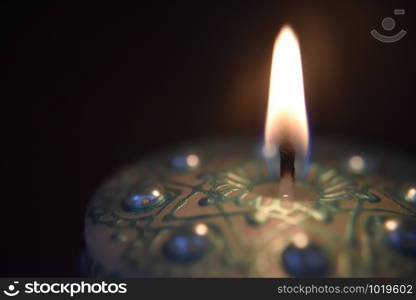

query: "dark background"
left=5, top=0, right=415, bottom=275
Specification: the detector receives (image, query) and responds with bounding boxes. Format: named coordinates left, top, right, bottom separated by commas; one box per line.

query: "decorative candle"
left=83, top=26, right=416, bottom=277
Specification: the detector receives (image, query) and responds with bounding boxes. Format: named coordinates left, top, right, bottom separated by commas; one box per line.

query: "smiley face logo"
left=371, top=9, right=406, bottom=43
left=3, top=281, right=20, bottom=297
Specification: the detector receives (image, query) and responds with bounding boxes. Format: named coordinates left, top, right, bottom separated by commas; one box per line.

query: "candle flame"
left=264, top=25, right=309, bottom=175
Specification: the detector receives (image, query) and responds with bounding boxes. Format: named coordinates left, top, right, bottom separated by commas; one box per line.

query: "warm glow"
left=186, top=154, right=200, bottom=168
left=405, top=187, right=416, bottom=201
left=264, top=25, right=309, bottom=162
left=349, top=155, right=365, bottom=173
left=293, top=232, right=309, bottom=248
left=151, top=190, right=160, bottom=197
left=384, top=219, right=398, bottom=231
left=194, top=223, right=208, bottom=236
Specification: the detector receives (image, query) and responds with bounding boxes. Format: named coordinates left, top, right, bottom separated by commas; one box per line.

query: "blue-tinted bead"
left=198, top=197, right=212, bottom=206
left=169, top=153, right=200, bottom=172
left=122, top=184, right=165, bottom=213
left=282, top=244, right=328, bottom=277
left=384, top=218, right=416, bottom=256
left=163, top=228, right=210, bottom=263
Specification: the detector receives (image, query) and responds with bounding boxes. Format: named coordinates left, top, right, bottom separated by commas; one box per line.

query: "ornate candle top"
left=84, top=138, right=416, bottom=277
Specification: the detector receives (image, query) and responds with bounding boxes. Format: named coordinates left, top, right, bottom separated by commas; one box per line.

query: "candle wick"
left=279, top=137, right=295, bottom=179
left=279, top=136, right=295, bottom=201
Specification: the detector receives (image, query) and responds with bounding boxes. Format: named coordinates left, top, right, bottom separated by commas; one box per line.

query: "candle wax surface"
left=83, top=137, right=416, bottom=277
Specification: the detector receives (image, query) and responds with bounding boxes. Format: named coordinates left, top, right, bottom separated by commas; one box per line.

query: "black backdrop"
left=6, top=0, right=416, bottom=276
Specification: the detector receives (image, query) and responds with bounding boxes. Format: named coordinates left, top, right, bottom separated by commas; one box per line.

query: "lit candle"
left=83, top=25, right=416, bottom=278
left=263, top=25, right=308, bottom=202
